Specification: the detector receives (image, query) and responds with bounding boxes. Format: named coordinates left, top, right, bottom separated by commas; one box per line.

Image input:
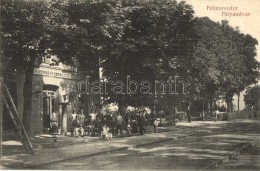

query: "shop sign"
left=34, top=68, right=80, bottom=80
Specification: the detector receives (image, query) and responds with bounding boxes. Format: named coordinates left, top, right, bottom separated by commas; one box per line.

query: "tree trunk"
left=237, top=92, right=240, bottom=111
left=118, top=95, right=126, bottom=128
left=0, top=51, right=3, bottom=158
left=226, top=101, right=233, bottom=112
left=173, top=104, right=176, bottom=124
left=209, top=101, right=213, bottom=115
left=187, top=101, right=192, bottom=122
left=227, top=101, right=230, bottom=112
left=22, top=62, right=35, bottom=136
left=202, top=99, right=205, bottom=121
left=225, top=91, right=234, bottom=113
left=61, top=105, right=68, bottom=136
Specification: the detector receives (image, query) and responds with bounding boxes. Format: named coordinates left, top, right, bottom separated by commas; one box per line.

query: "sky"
left=178, top=0, right=260, bottom=109
left=178, top=0, right=260, bottom=62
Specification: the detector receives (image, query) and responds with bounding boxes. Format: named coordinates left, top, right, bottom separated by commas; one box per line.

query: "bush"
left=191, top=117, right=203, bottom=121
left=227, top=109, right=255, bottom=120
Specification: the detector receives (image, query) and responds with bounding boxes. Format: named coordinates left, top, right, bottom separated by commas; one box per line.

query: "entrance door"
left=43, top=97, right=51, bottom=128
left=43, top=95, right=56, bottom=128
left=42, top=85, right=59, bottom=132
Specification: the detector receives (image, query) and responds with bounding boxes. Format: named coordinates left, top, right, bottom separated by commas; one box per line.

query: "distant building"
left=232, top=91, right=246, bottom=111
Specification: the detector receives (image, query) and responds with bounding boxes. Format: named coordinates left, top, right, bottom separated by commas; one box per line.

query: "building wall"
left=31, top=75, right=43, bottom=135
left=14, top=62, right=100, bottom=135
left=31, top=69, right=79, bottom=135
left=232, top=91, right=246, bottom=111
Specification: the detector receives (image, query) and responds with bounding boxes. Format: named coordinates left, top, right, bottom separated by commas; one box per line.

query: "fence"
left=227, top=110, right=256, bottom=120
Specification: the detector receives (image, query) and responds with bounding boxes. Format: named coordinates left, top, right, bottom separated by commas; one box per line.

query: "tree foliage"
left=192, top=17, right=259, bottom=112
left=1, top=0, right=259, bottom=132
left=1, top=0, right=52, bottom=133
left=100, top=0, right=195, bottom=109
left=244, top=86, right=260, bottom=115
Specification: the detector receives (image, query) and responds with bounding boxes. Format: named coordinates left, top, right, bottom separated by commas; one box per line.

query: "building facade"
left=4, top=56, right=99, bottom=135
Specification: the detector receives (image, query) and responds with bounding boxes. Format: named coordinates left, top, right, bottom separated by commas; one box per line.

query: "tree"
left=100, top=0, right=195, bottom=121
left=0, top=0, right=85, bottom=133
left=219, top=21, right=259, bottom=112
left=1, top=0, right=54, bottom=133
left=244, top=86, right=260, bottom=112
left=191, top=17, right=259, bottom=116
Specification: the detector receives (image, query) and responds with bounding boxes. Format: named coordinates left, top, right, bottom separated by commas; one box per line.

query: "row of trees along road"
left=1, top=0, right=259, bottom=134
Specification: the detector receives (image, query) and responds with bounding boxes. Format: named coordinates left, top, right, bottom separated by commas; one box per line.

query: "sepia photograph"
left=0, top=0, right=260, bottom=170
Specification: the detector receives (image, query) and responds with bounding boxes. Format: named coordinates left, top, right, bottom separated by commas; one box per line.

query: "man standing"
left=78, top=109, right=85, bottom=137
left=116, top=113, right=123, bottom=136
left=153, top=112, right=160, bottom=133
left=69, top=109, right=77, bottom=136
left=125, top=114, right=132, bottom=136
left=187, top=105, right=191, bottom=123
left=111, top=113, right=116, bottom=136
left=50, top=112, right=58, bottom=135
left=139, top=112, right=146, bottom=135
left=89, top=110, right=97, bottom=122
left=88, top=110, right=97, bottom=136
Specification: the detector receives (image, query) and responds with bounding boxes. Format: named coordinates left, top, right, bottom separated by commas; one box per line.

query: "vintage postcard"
left=0, top=0, right=260, bottom=170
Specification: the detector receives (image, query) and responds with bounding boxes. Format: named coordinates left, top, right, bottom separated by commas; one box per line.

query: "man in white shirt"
left=116, top=113, right=123, bottom=136
left=89, top=110, right=97, bottom=122
left=78, top=109, right=85, bottom=137
left=69, top=109, right=77, bottom=136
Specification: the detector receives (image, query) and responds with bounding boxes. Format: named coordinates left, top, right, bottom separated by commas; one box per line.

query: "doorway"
left=43, top=95, right=55, bottom=128
left=42, top=84, right=59, bottom=130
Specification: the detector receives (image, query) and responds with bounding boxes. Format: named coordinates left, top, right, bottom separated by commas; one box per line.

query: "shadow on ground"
left=34, top=128, right=259, bottom=170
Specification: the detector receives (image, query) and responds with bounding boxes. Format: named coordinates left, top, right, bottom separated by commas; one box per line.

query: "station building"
left=3, top=55, right=100, bottom=136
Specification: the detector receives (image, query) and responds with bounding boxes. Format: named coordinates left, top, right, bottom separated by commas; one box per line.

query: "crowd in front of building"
left=48, top=107, right=163, bottom=140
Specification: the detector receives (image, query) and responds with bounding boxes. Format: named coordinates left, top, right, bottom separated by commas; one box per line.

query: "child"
left=100, top=125, right=112, bottom=140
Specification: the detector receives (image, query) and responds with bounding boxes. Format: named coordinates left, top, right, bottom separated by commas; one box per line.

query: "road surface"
left=34, top=121, right=260, bottom=170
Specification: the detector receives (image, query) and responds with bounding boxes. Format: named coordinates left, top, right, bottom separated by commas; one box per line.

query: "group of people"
left=69, top=109, right=86, bottom=137
left=68, top=108, right=150, bottom=139
left=69, top=109, right=126, bottom=139
left=50, top=108, right=160, bottom=139
left=125, top=112, right=148, bottom=135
